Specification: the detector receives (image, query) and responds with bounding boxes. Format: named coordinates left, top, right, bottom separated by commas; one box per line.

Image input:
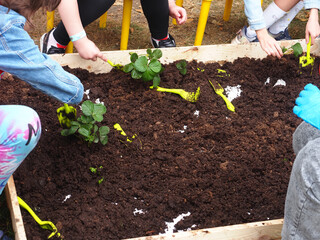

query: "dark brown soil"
left=2, top=54, right=320, bottom=240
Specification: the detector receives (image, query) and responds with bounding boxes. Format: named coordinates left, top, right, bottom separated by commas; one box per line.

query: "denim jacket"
left=244, top=0, right=320, bottom=30
left=0, top=6, right=84, bottom=104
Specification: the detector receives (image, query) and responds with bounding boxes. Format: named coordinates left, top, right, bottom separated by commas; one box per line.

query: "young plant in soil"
left=58, top=100, right=110, bottom=145
left=123, top=48, right=164, bottom=87
left=176, top=60, right=188, bottom=75
left=282, top=42, right=303, bottom=57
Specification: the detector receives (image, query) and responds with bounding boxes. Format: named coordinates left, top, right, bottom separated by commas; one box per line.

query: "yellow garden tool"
left=107, top=59, right=124, bottom=71
left=17, top=197, right=61, bottom=239
left=150, top=86, right=200, bottom=102
left=300, top=37, right=314, bottom=67
left=208, top=79, right=235, bottom=112
left=57, top=103, right=77, bottom=128
left=114, top=123, right=137, bottom=142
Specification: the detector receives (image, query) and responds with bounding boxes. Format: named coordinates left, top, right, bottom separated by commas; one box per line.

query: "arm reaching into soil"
left=168, top=0, right=187, bottom=25
left=57, top=0, right=107, bottom=61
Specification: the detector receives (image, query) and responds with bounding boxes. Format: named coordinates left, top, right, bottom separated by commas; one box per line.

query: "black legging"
left=53, top=0, right=170, bottom=45
left=141, top=0, right=169, bottom=39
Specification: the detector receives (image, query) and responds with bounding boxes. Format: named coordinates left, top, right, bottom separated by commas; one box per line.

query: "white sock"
left=269, top=1, right=304, bottom=34
left=246, top=1, right=287, bottom=38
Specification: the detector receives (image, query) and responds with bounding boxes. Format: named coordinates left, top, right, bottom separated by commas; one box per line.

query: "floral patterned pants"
left=0, top=105, right=41, bottom=194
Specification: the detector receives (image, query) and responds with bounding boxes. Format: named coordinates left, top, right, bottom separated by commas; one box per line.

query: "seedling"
left=281, top=42, right=303, bottom=57
left=98, top=178, right=104, bottom=184
left=123, top=48, right=164, bottom=87
left=176, top=60, right=187, bottom=75
left=58, top=100, right=110, bottom=145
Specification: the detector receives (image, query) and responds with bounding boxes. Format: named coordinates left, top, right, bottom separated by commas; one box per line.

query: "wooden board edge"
left=127, top=219, right=283, bottom=240
left=4, top=176, right=27, bottom=240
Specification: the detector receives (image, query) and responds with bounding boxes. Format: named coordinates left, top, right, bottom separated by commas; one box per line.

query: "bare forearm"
left=57, top=0, right=84, bottom=36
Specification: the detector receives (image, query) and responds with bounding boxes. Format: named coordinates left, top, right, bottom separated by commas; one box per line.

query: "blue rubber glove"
left=293, top=83, right=320, bottom=130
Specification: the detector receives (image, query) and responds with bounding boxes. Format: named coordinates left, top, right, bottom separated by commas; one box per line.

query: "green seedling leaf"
left=152, top=49, right=162, bottom=59
left=90, top=167, right=97, bottom=174
left=123, top=63, right=134, bottom=73
left=130, top=53, right=139, bottom=63
left=98, top=178, right=104, bottom=184
left=134, top=56, right=148, bottom=72
left=292, top=43, right=303, bottom=57
left=131, top=69, right=143, bottom=79
left=82, top=100, right=94, bottom=116
left=93, top=104, right=107, bottom=122
left=281, top=46, right=288, bottom=54
left=142, top=67, right=156, bottom=81
left=153, top=75, right=161, bottom=87
left=176, top=60, right=188, bottom=75
left=149, top=59, right=162, bottom=73
left=99, top=126, right=110, bottom=145
left=147, top=48, right=153, bottom=58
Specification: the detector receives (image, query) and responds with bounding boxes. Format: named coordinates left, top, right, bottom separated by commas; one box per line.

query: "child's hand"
left=305, top=8, right=320, bottom=45
left=294, top=84, right=320, bottom=130
left=73, top=37, right=107, bottom=62
left=169, top=0, right=187, bottom=25
left=256, top=28, right=283, bottom=59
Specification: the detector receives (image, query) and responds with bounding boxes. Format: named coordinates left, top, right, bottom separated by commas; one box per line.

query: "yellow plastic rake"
left=208, top=79, right=235, bottom=112
left=300, top=37, right=314, bottom=67
left=150, top=86, right=200, bottom=102
left=18, top=197, right=61, bottom=239
left=106, top=59, right=124, bottom=71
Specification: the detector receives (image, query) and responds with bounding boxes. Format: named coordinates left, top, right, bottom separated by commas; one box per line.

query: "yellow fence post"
left=223, top=0, right=233, bottom=21
left=46, top=11, right=54, bottom=31
left=99, top=12, right=108, bottom=29
left=194, top=0, right=212, bottom=46
left=65, top=42, right=73, bottom=53
left=173, top=0, right=184, bottom=25
left=120, top=0, right=133, bottom=50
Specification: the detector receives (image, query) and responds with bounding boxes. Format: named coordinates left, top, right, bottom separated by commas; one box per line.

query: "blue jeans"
left=282, top=121, right=320, bottom=239
left=0, top=105, right=41, bottom=195
left=0, top=5, right=83, bottom=104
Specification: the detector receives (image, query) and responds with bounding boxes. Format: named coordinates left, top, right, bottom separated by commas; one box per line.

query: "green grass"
left=0, top=192, right=14, bottom=239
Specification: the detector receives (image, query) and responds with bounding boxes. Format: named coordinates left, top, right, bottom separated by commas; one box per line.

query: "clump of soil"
left=2, top=54, right=319, bottom=240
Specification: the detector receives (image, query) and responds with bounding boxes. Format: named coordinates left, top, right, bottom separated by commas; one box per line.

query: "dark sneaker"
left=40, top=28, right=66, bottom=54
left=151, top=34, right=176, bottom=48
left=268, top=27, right=292, bottom=41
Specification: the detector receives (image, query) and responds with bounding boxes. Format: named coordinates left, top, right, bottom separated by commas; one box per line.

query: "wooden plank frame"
left=6, top=39, right=320, bottom=240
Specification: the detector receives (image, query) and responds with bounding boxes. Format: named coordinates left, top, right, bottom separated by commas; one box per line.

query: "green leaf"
left=152, top=49, right=162, bottom=59
left=130, top=53, right=138, bottom=63
left=134, top=56, right=148, bottom=72
left=131, top=69, right=143, bottom=79
left=179, top=68, right=187, bottom=75
left=99, top=126, right=110, bottom=145
left=92, top=104, right=106, bottom=122
left=79, top=115, right=94, bottom=124
left=61, top=125, right=79, bottom=136
left=281, top=46, right=288, bottom=54
left=142, top=67, right=156, bottom=81
left=147, top=48, right=153, bottom=59
left=149, top=59, right=162, bottom=73
left=78, top=125, right=92, bottom=138
left=81, top=100, right=94, bottom=116
left=153, top=74, right=161, bottom=87
left=291, top=43, right=303, bottom=57
left=123, top=63, right=134, bottom=73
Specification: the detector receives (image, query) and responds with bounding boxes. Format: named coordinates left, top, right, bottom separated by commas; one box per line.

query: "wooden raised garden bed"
left=5, top=39, right=320, bottom=240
